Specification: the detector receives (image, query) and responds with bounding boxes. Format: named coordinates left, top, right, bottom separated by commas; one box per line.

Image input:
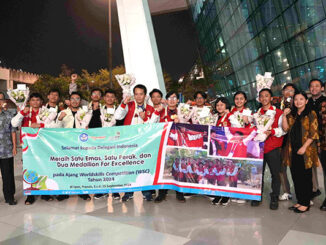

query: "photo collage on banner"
left=158, top=123, right=264, bottom=201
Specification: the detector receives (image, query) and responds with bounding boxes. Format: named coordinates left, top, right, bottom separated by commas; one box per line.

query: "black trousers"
left=262, top=148, right=281, bottom=198
left=0, top=157, right=15, bottom=201
left=290, top=152, right=312, bottom=206
left=320, top=150, right=326, bottom=192
left=158, top=189, right=184, bottom=197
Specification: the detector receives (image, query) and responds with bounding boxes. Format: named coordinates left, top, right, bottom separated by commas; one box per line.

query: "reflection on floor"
left=0, top=152, right=325, bottom=245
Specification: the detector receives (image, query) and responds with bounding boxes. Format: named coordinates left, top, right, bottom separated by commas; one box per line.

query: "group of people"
left=171, top=158, right=243, bottom=188
left=0, top=74, right=325, bottom=214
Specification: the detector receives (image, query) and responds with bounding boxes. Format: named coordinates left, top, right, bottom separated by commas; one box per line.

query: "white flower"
left=242, top=109, right=252, bottom=116
left=76, top=109, right=87, bottom=121
left=104, top=112, right=114, bottom=122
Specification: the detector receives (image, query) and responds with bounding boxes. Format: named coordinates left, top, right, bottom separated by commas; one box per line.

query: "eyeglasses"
left=195, top=97, right=204, bottom=100
left=167, top=97, right=178, bottom=101
left=70, top=98, right=81, bottom=101
left=92, top=92, right=101, bottom=96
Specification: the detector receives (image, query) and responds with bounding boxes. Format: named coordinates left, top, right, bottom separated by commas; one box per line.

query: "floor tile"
left=279, top=230, right=326, bottom=245
left=0, top=204, right=80, bottom=232
left=36, top=215, right=190, bottom=245
left=0, top=222, right=29, bottom=243
left=0, top=232, right=69, bottom=245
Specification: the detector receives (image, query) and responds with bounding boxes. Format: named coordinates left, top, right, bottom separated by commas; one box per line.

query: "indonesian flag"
left=182, top=130, right=204, bottom=148
left=167, top=129, right=182, bottom=146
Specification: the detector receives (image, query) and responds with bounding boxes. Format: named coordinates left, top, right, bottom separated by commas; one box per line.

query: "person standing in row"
left=153, top=91, right=186, bottom=203
left=11, top=93, right=54, bottom=205
left=278, top=83, right=298, bottom=201
left=319, top=97, right=326, bottom=211
left=282, top=92, right=319, bottom=213
left=228, top=91, right=252, bottom=204
left=56, top=92, right=92, bottom=201
left=0, top=92, right=17, bottom=205
left=93, top=89, right=121, bottom=200
left=211, top=97, right=231, bottom=206
left=251, top=89, right=285, bottom=210
left=307, top=79, right=325, bottom=199
left=115, top=84, right=159, bottom=202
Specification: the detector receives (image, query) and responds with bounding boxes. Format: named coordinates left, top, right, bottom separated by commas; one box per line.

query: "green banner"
left=22, top=123, right=167, bottom=195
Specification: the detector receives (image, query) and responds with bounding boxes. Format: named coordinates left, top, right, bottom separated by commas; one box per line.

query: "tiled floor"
left=0, top=150, right=325, bottom=245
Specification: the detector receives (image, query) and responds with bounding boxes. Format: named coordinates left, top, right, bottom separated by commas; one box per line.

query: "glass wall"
left=189, top=0, right=326, bottom=108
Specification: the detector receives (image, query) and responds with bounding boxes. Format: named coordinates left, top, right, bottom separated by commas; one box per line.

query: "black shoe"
left=320, top=199, right=326, bottom=211
left=122, top=195, right=130, bottom=202
left=211, top=196, right=221, bottom=205
left=184, top=193, right=194, bottom=197
left=6, top=198, right=17, bottom=205
left=176, top=193, right=186, bottom=203
left=145, top=195, right=153, bottom=201
left=41, top=195, right=54, bottom=201
left=288, top=206, right=298, bottom=211
left=220, top=197, right=229, bottom=206
left=154, top=194, right=166, bottom=203
left=312, top=189, right=321, bottom=199
left=94, top=194, right=108, bottom=199
left=270, top=196, right=278, bottom=210
left=113, top=193, right=120, bottom=200
left=25, top=196, right=35, bottom=205
left=251, top=200, right=260, bottom=207
left=79, top=194, right=91, bottom=201
left=294, top=206, right=310, bottom=213
left=56, top=195, right=69, bottom=201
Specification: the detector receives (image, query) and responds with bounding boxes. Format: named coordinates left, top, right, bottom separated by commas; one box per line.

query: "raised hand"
left=23, top=106, right=30, bottom=114
left=123, top=96, right=131, bottom=105
left=156, top=104, right=164, bottom=112
left=58, top=112, right=67, bottom=121
left=139, top=111, right=146, bottom=120
left=283, top=108, right=291, bottom=116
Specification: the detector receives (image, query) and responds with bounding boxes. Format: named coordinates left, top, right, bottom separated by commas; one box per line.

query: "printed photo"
left=167, top=123, right=208, bottom=149
left=163, top=148, right=263, bottom=191
left=208, top=126, right=264, bottom=159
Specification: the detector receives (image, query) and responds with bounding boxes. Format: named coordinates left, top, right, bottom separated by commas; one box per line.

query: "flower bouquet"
left=194, top=106, right=217, bottom=125
left=7, top=87, right=30, bottom=110
left=36, top=106, right=58, bottom=126
left=256, top=72, right=274, bottom=101
left=177, top=103, right=193, bottom=123
left=115, top=73, right=136, bottom=100
left=229, top=109, right=251, bottom=128
left=101, top=107, right=116, bottom=127
left=253, top=109, right=276, bottom=142
left=76, top=106, right=88, bottom=122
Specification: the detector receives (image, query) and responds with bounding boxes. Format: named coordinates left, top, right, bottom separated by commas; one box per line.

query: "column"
left=116, top=0, right=166, bottom=95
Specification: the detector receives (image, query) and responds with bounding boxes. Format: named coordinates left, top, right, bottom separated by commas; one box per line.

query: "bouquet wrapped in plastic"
left=253, top=108, right=276, bottom=142
left=177, top=103, right=194, bottom=123
left=7, top=87, right=30, bottom=110
left=101, top=106, right=116, bottom=127
left=76, top=106, right=89, bottom=122
left=115, top=74, right=136, bottom=100
left=228, top=109, right=252, bottom=128
left=193, top=106, right=217, bottom=126
left=36, top=106, right=58, bottom=126
left=256, top=72, right=274, bottom=101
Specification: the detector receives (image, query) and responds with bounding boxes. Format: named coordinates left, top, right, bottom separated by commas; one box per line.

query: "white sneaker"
left=310, top=200, right=314, bottom=206
left=237, top=199, right=246, bottom=204
left=279, top=193, right=292, bottom=201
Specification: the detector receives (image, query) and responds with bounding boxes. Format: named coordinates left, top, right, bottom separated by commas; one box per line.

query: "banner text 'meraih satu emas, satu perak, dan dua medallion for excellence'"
left=22, top=123, right=264, bottom=201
